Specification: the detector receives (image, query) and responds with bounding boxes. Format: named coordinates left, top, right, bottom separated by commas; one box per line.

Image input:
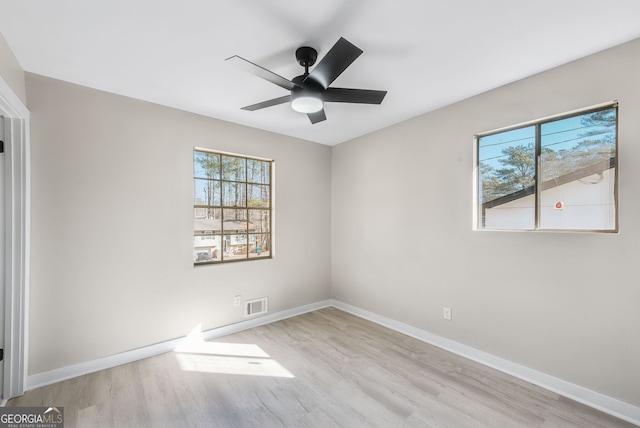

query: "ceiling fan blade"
left=241, top=95, right=291, bottom=111
left=305, top=37, right=363, bottom=89
left=324, top=88, right=387, bottom=104
left=226, top=55, right=301, bottom=91
left=307, top=109, right=326, bottom=124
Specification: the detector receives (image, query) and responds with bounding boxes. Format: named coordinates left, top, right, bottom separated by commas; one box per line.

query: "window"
left=194, top=149, right=272, bottom=264
left=475, top=102, right=618, bottom=232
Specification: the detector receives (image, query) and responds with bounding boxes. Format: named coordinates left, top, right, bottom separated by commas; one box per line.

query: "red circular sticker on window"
left=554, top=201, right=564, bottom=210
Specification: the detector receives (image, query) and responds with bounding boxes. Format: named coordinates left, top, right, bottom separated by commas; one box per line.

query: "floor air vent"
left=245, top=297, right=268, bottom=317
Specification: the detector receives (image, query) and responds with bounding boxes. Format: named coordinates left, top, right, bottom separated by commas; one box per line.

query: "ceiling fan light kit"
left=291, top=95, right=323, bottom=114
left=226, top=37, right=387, bottom=124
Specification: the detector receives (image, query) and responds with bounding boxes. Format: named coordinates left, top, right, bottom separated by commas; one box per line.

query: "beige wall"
left=332, top=38, right=640, bottom=406
left=26, top=74, right=332, bottom=374
left=0, top=32, right=26, bottom=104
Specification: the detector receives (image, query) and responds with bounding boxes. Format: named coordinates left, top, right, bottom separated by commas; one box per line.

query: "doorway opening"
left=0, top=78, right=30, bottom=402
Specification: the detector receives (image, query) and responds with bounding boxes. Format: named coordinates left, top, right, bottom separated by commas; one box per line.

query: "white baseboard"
left=24, top=298, right=640, bottom=425
left=26, top=300, right=332, bottom=391
left=330, top=299, right=640, bottom=427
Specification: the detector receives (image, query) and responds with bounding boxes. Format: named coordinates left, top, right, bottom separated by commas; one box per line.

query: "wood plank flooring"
left=6, top=307, right=636, bottom=427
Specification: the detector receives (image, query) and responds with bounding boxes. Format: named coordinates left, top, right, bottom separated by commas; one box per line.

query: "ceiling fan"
left=226, top=37, right=387, bottom=124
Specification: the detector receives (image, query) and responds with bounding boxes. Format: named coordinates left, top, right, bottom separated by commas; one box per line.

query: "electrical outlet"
left=443, top=307, right=452, bottom=320
left=234, top=295, right=242, bottom=307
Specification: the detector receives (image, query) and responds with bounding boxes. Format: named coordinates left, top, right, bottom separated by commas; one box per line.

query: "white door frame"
left=0, top=76, right=29, bottom=400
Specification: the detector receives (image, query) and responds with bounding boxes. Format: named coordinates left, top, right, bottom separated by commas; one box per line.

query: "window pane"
left=539, top=108, right=617, bottom=230
left=249, top=234, right=270, bottom=258
left=222, top=156, right=246, bottom=181
left=249, top=209, right=270, bottom=233
left=194, top=152, right=220, bottom=179
left=223, top=235, right=248, bottom=260
left=222, top=182, right=247, bottom=207
left=194, top=179, right=220, bottom=206
left=194, top=208, right=222, bottom=233
left=193, top=236, right=221, bottom=264
left=478, top=126, right=536, bottom=229
left=223, top=209, right=248, bottom=232
left=247, top=159, right=270, bottom=184
left=248, top=184, right=270, bottom=207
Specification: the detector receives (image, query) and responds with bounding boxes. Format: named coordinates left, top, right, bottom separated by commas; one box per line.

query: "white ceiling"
left=1, top=0, right=640, bottom=146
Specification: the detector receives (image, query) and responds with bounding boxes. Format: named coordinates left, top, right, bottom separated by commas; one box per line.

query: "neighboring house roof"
left=194, top=218, right=256, bottom=233
left=483, top=157, right=615, bottom=210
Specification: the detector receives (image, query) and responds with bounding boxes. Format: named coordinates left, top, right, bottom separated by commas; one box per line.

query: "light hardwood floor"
left=7, top=307, right=636, bottom=427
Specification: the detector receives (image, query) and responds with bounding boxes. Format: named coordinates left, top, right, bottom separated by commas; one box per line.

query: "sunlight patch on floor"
left=173, top=324, right=295, bottom=378
left=176, top=340, right=270, bottom=358
left=175, top=353, right=295, bottom=378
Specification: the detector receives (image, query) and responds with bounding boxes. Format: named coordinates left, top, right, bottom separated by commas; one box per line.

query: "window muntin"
left=475, top=103, right=617, bottom=232
left=194, top=150, right=272, bottom=264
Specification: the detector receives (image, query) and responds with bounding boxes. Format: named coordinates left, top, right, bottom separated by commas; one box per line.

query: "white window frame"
left=473, top=101, right=618, bottom=233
